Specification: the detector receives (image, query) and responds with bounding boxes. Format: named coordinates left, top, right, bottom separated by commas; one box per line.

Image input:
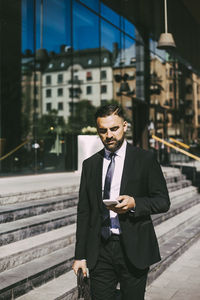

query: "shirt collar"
left=104, top=139, right=127, bottom=159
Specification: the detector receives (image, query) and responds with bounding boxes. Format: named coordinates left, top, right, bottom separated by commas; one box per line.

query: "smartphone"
left=103, top=199, right=119, bottom=206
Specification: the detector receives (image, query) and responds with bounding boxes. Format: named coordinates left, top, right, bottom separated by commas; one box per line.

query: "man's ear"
left=123, top=121, right=128, bottom=132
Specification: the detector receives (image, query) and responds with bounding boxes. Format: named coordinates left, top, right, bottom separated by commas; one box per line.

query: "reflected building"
left=42, top=46, right=113, bottom=121
left=1, top=0, right=200, bottom=174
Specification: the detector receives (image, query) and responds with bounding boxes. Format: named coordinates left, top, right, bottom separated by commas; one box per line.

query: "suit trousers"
left=89, top=235, right=149, bottom=300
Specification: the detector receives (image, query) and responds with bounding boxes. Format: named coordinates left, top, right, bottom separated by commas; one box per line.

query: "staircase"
left=0, top=167, right=200, bottom=300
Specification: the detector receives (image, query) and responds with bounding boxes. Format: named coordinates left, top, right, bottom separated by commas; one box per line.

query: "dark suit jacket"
left=75, top=143, right=170, bottom=270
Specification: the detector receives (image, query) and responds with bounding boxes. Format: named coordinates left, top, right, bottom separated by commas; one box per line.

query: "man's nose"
left=106, top=130, right=113, bottom=138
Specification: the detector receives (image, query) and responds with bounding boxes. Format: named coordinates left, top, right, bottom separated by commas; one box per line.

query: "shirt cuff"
left=129, top=205, right=136, bottom=213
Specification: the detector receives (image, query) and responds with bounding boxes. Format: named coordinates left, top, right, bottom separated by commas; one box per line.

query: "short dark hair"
left=95, top=104, right=125, bottom=121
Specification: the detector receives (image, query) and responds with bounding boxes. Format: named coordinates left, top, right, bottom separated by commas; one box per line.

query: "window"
left=69, top=87, right=81, bottom=98
left=186, top=84, right=192, bottom=94
left=57, top=88, right=63, bottom=96
left=198, top=101, right=200, bottom=109
left=101, top=70, right=107, bottom=80
left=103, top=57, right=108, bottom=63
left=88, top=59, right=92, bottom=65
left=73, top=1, right=99, bottom=50
left=86, top=86, right=92, bottom=94
left=169, top=83, right=173, bottom=92
left=130, top=57, right=135, bottom=65
left=101, top=85, right=107, bottom=94
left=46, top=75, right=51, bottom=85
left=69, top=102, right=77, bottom=114
left=34, top=73, right=38, bottom=81
left=169, top=68, right=173, bottom=77
left=58, top=102, right=63, bottom=110
left=33, top=99, right=38, bottom=108
left=46, top=103, right=52, bottom=111
left=169, top=98, right=173, bottom=106
left=34, top=86, right=38, bottom=95
left=57, top=74, right=63, bottom=83
left=73, top=73, right=79, bottom=80
left=86, top=71, right=92, bottom=81
left=48, top=63, right=53, bottom=69
left=119, top=59, right=125, bottom=65
left=60, top=62, right=65, bottom=68
left=198, top=115, right=200, bottom=124
left=46, top=89, right=52, bottom=98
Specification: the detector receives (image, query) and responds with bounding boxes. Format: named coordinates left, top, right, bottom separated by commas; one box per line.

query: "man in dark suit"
left=72, top=104, right=170, bottom=300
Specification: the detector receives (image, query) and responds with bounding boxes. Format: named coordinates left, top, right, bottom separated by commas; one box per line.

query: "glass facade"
left=0, top=0, right=200, bottom=175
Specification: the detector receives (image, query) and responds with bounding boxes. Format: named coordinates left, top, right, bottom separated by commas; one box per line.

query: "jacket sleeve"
left=133, top=154, right=170, bottom=218
left=74, top=161, right=90, bottom=260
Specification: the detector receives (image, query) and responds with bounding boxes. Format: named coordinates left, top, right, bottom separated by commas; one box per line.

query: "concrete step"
left=166, top=179, right=192, bottom=192
left=162, top=167, right=185, bottom=180
left=0, top=184, right=197, bottom=247
left=0, top=244, right=75, bottom=300
left=13, top=201, right=200, bottom=300
left=17, top=271, right=77, bottom=300
left=0, top=185, right=79, bottom=206
left=169, top=185, right=198, bottom=200
left=152, top=189, right=200, bottom=226
left=0, top=166, right=198, bottom=299
left=148, top=213, right=200, bottom=285
left=0, top=193, right=78, bottom=224
left=0, top=207, right=77, bottom=246
left=165, top=174, right=186, bottom=184
left=0, top=224, right=76, bottom=272
left=156, top=203, right=200, bottom=244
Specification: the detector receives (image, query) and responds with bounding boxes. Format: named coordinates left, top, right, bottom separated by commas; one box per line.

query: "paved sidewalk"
left=0, top=172, right=81, bottom=196
left=146, top=238, right=200, bottom=300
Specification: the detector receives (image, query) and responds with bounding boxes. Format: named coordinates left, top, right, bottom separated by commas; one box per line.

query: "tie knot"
left=109, top=152, right=116, bottom=160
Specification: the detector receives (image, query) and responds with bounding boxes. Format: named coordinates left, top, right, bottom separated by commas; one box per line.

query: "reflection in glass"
left=79, top=0, right=99, bottom=13
left=124, top=18, right=135, bottom=38
left=101, top=3, right=120, bottom=28
left=73, top=1, right=99, bottom=50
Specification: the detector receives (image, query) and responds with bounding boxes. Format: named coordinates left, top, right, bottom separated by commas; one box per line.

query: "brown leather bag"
left=77, top=268, right=91, bottom=300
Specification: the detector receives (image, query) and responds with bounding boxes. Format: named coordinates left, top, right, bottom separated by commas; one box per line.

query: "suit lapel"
left=95, top=149, right=104, bottom=209
left=120, top=143, right=136, bottom=195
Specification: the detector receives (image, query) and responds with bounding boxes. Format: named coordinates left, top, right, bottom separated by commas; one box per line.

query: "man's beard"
left=103, top=135, right=125, bottom=152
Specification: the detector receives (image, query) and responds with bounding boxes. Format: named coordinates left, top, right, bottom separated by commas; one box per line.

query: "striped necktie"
left=101, top=152, right=116, bottom=240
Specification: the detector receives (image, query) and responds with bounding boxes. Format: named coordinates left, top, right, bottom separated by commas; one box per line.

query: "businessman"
left=72, top=104, right=170, bottom=300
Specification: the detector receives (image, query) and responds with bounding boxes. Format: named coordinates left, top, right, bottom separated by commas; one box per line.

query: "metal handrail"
left=152, top=135, right=200, bottom=161
left=0, top=140, right=29, bottom=161
left=169, top=137, right=190, bottom=149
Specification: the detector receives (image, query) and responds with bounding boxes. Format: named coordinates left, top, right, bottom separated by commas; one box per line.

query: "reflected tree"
left=67, top=100, right=96, bottom=133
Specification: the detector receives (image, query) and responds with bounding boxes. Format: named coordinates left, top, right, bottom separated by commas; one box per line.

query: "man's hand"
left=72, top=260, right=87, bottom=277
left=108, top=195, right=135, bottom=214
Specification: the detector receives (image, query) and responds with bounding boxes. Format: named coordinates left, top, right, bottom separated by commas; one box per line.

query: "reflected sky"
left=22, top=0, right=136, bottom=53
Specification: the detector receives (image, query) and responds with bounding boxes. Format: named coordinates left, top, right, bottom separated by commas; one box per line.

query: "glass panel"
left=124, top=18, right=135, bottom=38
left=69, top=1, right=99, bottom=133
left=135, top=28, right=145, bottom=101
left=113, top=33, right=136, bottom=126
left=101, top=3, right=120, bottom=28
left=101, top=19, right=121, bottom=52
left=42, top=0, right=71, bottom=52
left=73, top=1, right=99, bottom=50
left=22, top=0, right=34, bottom=53
left=79, top=0, right=99, bottom=13
left=21, top=0, right=72, bottom=174
left=101, top=19, right=121, bottom=107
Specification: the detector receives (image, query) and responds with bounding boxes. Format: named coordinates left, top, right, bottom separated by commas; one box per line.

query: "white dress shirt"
left=102, top=139, right=127, bottom=234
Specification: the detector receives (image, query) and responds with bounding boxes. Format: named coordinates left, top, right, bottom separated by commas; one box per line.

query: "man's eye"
left=99, top=129, right=107, bottom=134
left=111, top=127, right=119, bottom=131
